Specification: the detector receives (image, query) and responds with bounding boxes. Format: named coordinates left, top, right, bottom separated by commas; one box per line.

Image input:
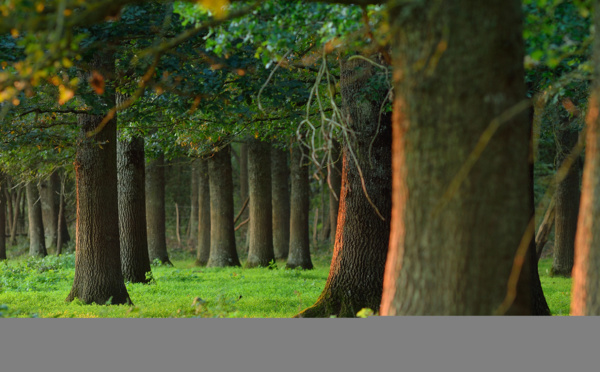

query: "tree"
left=271, top=145, right=290, bottom=259
left=39, top=171, right=60, bottom=249
left=0, top=174, right=6, bottom=260
left=298, top=55, right=392, bottom=317
left=66, top=51, right=131, bottom=305
left=287, top=144, right=313, bottom=269
left=380, top=0, right=548, bottom=315
left=196, top=159, right=211, bottom=266
left=186, top=160, right=199, bottom=248
left=26, top=181, right=47, bottom=257
left=246, top=138, right=275, bottom=268
left=145, top=151, right=172, bottom=266
left=238, top=141, right=250, bottom=250
left=327, top=139, right=342, bottom=242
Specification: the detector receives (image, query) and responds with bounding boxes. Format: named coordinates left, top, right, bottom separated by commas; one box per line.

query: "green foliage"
left=538, top=258, right=572, bottom=315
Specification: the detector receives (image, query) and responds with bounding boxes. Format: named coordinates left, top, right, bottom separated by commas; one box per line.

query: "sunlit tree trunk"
left=287, top=145, right=313, bottom=270
left=271, top=145, right=290, bottom=260
left=145, top=152, right=172, bottom=265
left=196, top=160, right=210, bottom=266
left=380, top=0, right=548, bottom=315
left=26, top=182, right=47, bottom=257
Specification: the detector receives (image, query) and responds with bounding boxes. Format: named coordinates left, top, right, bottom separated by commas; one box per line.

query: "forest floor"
left=1, top=240, right=571, bottom=317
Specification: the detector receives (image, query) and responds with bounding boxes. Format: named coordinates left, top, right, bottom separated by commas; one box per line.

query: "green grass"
left=0, top=248, right=573, bottom=317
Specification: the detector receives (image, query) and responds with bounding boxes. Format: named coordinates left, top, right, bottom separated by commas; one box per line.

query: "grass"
left=0, top=243, right=573, bottom=317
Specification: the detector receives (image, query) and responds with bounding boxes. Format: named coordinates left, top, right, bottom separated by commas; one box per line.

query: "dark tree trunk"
left=380, top=0, right=548, bottom=315
left=328, top=140, right=342, bottom=242
left=196, top=160, right=210, bottom=266
left=145, top=152, right=172, bottom=265
left=56, top=175, right=66, bottom=256
left=271, top=145, right=290, bottom=260
left=298, top=56, right=392, bottom=317
left=26, top=182, right=47, bottom=257
left=287, top=145, right=313, bottom=270
left=66, top=50, right=131, bottom=305
left=239, top=141, right=249, bottom=251
left=187, top=160, right=199, bottom=248
left=40, top=171, right=60, bottom=250
left=246, top=139, right=274, bottom=268
left=0, top=175, right=6, bottom=260
left=9, top=187, right=23, bottom=246
left=551, top=118, right=580, bottom=277
left=571, top=4, right=600, bottom=315
left=207, top=145, right=240, bottom=267
left=117, top=133, right=152, bottom=283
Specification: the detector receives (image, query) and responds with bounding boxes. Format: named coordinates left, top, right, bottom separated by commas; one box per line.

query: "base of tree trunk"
left=549, top=267, right=572, bottom=278
left=295, top=291, right=372, bottom=318
left=194, top=259, right=208, bottom=267
left=66, top=285, right=132, bottom=305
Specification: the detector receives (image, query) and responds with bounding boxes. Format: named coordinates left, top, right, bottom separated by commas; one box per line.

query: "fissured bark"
left=271, top=145, right=290, bottom=260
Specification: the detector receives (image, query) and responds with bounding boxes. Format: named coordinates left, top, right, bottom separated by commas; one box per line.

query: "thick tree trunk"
left=207, top=145, right=240, bottom=267
left=187, top=160, right=199, bottom=248
left=571, top=5, right=600, bottom=316
left=271, top=145, right=290, bottom=260
left=246, top=139, right=274, bottom=268
left=26, top=182, right=47, bottom=257
left=380, top=0, right=548, bottom=315
left=145, top=152, right=172, bottom=265
left=287, top=145, right=313, bottom=270
left=40, top=171, right=59, bottom=250
left=551, top=119, right=580, bottom=277
left=239, top=141, right=249, bottom=251
left=298, top=56, right=392, bottom=317
left=196, top=160, right=210, bottom=266
left=0, top=176, right=6, bottom=260
left=328, top=139, right=342, bottom=242
left=117, top=133, right=152, bottom=283
left=66, top=50, right=131, bottom=305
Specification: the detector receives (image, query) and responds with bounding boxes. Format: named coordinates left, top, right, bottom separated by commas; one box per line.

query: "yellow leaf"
left=197, top=0, right=229, bottom=19
left=62, top=57, right=73, bottom=68
left=10, top=29, right=19, bottom=38
left=58, top=85, right=74, bottom=105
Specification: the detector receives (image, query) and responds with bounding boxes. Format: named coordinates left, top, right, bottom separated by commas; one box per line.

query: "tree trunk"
left=551, top=118, right=580, bottom=277
left=319, top=182, right=331, bottom=242
left=40, top=171, right=59, bottom=250
left=380, top=0, right=548, bottom=315
left=298, top=56, right=392, bottom=317
left=246, top=139, right=274, bottom=268
left=239, top=141, right=249, bottom=251
left=187, top=160, right=199, bottom=248
left=536, top=197, right=555, bottom=261
left=145, top=152, right=172, bottom=265
left=26, top=182, right=47, bottom=257
left=196, top=160, right=211, bottom=266
left=287, top=145, right=313, bottom=270
left=0, top=175, right=6, bottom=260
left=328, top=139, right=342, bottom=243
left=207, top=145, right=240, bottom=267
left=9, top=187, right=22, bottom=246
left=571, top=4, right=600, bottom=315
left=271, top=145, right=290, bottom=259
left=56, top=175, right=66, bottom=256
left=117, top=133, right=152, bottom=283
left=66, top=50, right=131, bottom=305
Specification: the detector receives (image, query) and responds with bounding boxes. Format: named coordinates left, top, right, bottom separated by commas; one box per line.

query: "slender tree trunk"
left=4, top=181, right=13, bottom=238
left=40, top=171, right=59, bottom=250
left=287, top=145, right=313, bottom=270
left=246, top=139, right=274, bottom=268
left=328, top=139, right=342, bottom=243
left=196, top=160, right=211, bottom=266
left=207, top=145, right=240, bottom=267
left=239, top=141, right=249, bottom=251
left=271, top=145, right=290, bottom=259
left=118, top=133, right=152, bottom=283
left=56, top=175, right=65, bottom=256
left=380, top=0, right=548, bottom=315
left=0, top=175, right=6, bottom=260
left=66, top=50, right=131, bottom=305
left=551, top=118, right=580, bottom=277
left=9, top=187, right=22, bottom=245
left=145, top=152, right=172, bottom=265
left=187, top=160, right=199, bottom=248
left=571, top=5, right=600, bottom=315
left=26, top=182, right=47, bottom=257
left=298, top=56, right=392, bottom=317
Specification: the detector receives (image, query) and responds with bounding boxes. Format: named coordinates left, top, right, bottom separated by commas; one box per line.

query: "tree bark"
left=287, top=145, right=313, bottom=270
left=26, top=182, right=47, bottom=257
left=66, top=50, right=131, bottom=305
left=56, top=174, right=66, bottom=256
left=551, top=118, right=580, bottom=277
left=380, top=0, right=548, bottom=315
left=187, top=159, right=199, bottom=248
left=246, top=139, right=274, bottom=268
left=117, top=133, right=152, bottom=283
left=207, top=145, right=240, bottom=267
left=239, top=141, right=249, bottom=251
left=571, top=4, right=600, bottom=315
left=40, top=171, right=59, bottom=250
left=196, top=160, right=210, bottom=266
left=9, top=187, right=23, bottom=246
left=328, top=139, right=342, bottom=243
left=298, top=56, right=392, bottom=317
left=0, top=175, right=6, bottom=260
left=271, top=145, right=290, bottom=259
left=145, top=152, right=172, bottom=265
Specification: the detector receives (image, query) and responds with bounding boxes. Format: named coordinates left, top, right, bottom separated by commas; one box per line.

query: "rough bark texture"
left=117, top=134, right=152, bottom=283
left=0, top=176, right=6, bottom=260
left=571, top=5, right=600, bottom=316
left=298, top=56, right=392, bottom=317
left=246, top=139, right=274, bottom=268
left=271, top=146, right=290, bottom=259
left=196, top=160, right=211, bottom=266
left=26, top=182, right=47, bottom=257
left=239, top=141, right=249, bottom=250
left=551, top=118, right=580, bottom=277
left=328, top=139, right=342, bottom=243
left=187, top=160, right=199, bottom=248
left=207, top=145, right=240, bottom=267
left=287, top=145, right=313, bottom=270
left=380, top=0, right=547, bottom=315
left=40, top=171, right=59, bottom=249
left=66, top=50, right=131, bottom=305
left=145, top=152, right=172, bottom=265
